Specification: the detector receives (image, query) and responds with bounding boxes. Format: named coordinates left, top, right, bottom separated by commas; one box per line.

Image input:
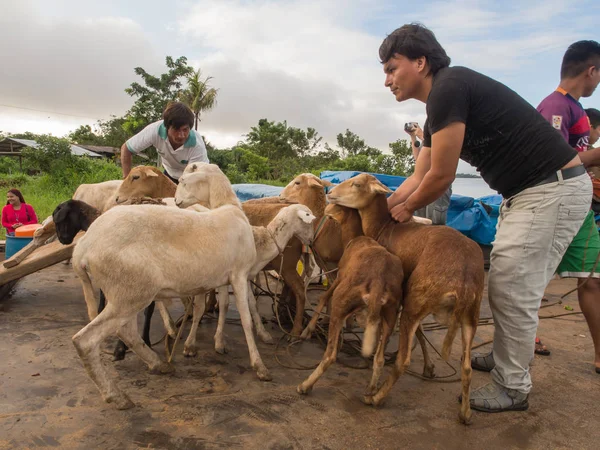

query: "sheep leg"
left=117, top=317, right=173, bottom=375
left=247, top=281, right=273, bottom=344
left=300, top=280, right=338, bottom=340
left=156, top=302, right=177, bottom=338
left=98, top=290, right=106, bottom=315
left=364, top=303, right=396, bottom=399
left=416, top=324, right=435, bottom=378
left=282, top=267, right=307, bottom=337
left=183, top=293, right=206, bottom=357
left=458, top=321, right=476, bottom=425
left=72, top=304, right=135, bottom=410
left=214, top=285, right=230, bottom=354
left=231, top=275, right=271, bottom=381
left=297, top=305, right=346, bottom=394
left=368, top=313, right=420, bottom=407
left=142, top=302, right=155, bottom=347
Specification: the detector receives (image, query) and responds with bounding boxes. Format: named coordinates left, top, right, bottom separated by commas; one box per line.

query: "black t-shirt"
left=422, top=66, right=577, bottom=198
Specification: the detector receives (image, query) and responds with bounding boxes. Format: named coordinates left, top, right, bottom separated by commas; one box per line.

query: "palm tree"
left=179, top=69, right=218, bottom=130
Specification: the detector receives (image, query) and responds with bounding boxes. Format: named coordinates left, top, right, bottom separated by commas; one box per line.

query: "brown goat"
left=327, top=174, right=484, bottom=424
left=297, top=204, right=405, bottom=397
left=114, top=166, right=177, bottom=205
left=241, top=173, right=331, bottom=336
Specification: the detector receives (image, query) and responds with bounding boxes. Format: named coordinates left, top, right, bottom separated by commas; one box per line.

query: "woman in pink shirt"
left=2, top=189, right=38, bottom=236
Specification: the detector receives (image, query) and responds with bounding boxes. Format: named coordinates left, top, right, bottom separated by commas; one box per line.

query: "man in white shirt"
left=120, top=102, right=209, bottom=182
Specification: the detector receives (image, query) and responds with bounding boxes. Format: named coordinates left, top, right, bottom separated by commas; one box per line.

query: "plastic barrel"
left=5, top=236, right=33, bottom=259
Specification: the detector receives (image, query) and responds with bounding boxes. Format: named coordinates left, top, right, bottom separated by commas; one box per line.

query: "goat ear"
left=319, top=179, right=333, bottom=187
left=52, top=204, right=69, bottom=223
left=185, top=171, right=208, bottom=184
left=369, top=180, right=391, bottom=195
left=297, top=210, right=316, bottom=223
left=307, top=178, right=324, bottom=189
left=145, top=168, right=159, bottom=177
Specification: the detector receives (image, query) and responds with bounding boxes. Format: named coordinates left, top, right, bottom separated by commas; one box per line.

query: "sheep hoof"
left=296, top=383, right=312, bottom=395
left=107, top=393, right=135, bottom=410
left=183, top=345, right=198, bottom=357
left=256, top=366, right=272, bottom=381
left=299, top=328, right=312, bottom=340
left=362, top=395, right=374, bottom=405
left=258, top=331, right=274, bottom=345
left=150, top=362, right=175, bottom=375
left=458, top=409, right=472, bottom=425
left=423, top=364, right=435, bottom=379
left=371, top=395, right=386, bottom=408
left=214, top=344, right=228, bottom=355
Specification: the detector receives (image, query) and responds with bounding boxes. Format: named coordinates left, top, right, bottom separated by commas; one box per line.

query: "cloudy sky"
left=1, top=0, right=599, bottom=173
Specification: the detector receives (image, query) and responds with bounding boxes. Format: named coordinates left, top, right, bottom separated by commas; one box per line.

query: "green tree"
left=388, top=139, right=415, bottom=175
left=68, top=125, right=103, bottom=145
left=246, top=119, right=325, bottom=160
left=179, top=69, right=218, bottom=130
left=123, top=56, right=194, bottom=135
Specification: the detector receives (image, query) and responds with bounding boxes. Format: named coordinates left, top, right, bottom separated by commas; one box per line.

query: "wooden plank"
left=0, top=233, right=84, bottom=286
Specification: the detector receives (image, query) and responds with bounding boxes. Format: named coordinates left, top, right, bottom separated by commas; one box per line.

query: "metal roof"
left=0, top=138, right=103, bottom=158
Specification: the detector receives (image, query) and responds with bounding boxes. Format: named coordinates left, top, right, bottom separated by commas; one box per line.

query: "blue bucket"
left=5, top=235, right=33, bottom=259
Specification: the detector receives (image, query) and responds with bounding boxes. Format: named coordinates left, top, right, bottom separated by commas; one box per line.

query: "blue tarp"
left=232, top=172, right=503, bottom=246
left=233, top=184, right=283, bottom=202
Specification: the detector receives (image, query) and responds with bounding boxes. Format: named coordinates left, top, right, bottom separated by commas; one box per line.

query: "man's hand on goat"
left=390, top=202, right=414, bottom=223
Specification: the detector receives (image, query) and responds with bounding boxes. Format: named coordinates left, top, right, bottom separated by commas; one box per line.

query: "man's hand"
left=13, top=223, right=22, bottom=229
left=390, top=202, right=414, bottom=223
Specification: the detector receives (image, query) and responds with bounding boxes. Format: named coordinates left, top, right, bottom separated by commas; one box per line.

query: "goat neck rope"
left=375, top=218, right=394, bottom=242
left=267, top=228, right=285, bottom=256
left=312, top=214, right=330, bottom=245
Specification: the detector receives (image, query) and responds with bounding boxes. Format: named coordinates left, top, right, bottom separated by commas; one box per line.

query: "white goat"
left=71, top=163, right=268, bottom=410
left=201, top=204, right=316, bottom=355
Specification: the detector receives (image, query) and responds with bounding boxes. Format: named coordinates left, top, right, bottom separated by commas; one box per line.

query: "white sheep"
left=188, top=204, right=317, bottom=356
left=71, top=163, right=268, bottom=410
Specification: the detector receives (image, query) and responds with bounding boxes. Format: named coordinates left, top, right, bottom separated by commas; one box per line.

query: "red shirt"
left=2, top=203, right=38, bottom=234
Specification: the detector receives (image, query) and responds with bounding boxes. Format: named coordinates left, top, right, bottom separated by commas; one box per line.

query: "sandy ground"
left=0, top=260, right=599, bottom=450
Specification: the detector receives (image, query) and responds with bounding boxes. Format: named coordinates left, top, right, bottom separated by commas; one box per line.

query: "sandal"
left=534, top=337, right=550, bottom=356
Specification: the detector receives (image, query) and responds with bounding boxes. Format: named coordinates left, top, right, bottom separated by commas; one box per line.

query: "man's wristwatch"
left=413, top=139, right=421, bottom=148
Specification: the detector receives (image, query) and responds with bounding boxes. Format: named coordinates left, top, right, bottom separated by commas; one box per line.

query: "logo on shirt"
left=180, top=160, right=188, bottom=164
left=552, top=115, right=562, bottom=130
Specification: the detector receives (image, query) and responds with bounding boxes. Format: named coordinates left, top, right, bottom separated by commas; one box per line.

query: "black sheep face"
left=52, top=201, right=81, bottom=245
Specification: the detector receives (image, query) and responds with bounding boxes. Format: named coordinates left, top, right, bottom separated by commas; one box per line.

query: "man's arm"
left=387, top=146, right=431, bottom=210
left=579, top=147, right=600, bottom=168
left=121, top=143, right=132, bottom=178
left=404, top=122, right=464, bottom=212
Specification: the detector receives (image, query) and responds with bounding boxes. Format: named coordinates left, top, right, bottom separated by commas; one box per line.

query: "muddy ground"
left=0, top=259, right=599, bottom=450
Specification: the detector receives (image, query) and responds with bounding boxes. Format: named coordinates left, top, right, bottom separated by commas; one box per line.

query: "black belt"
left=533, top=164, right=586, bottom=187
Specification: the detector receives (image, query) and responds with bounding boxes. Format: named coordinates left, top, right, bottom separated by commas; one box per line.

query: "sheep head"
left=174, top=163, right=225, bottom=209
left=114, top=166, right=175, bottom=204
left=282, top=204, right=316, bottom=246
left=52, top=200, right=92, bottom=245
left=327, top=174, right=391, bottom=210
left=279, top=173, right=332, bottom=204
left=324, top=203, right=362, bottom=230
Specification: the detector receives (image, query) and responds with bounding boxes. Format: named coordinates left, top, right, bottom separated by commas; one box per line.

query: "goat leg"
left=297, top=313, right=344, bottom=395
left=142, top=302, right=156, bottom=347
left=364, top=304, right=396, bottom=402
left=415, top=325, right=435, bottom=378
left=368, top=314, right=421, bottom=407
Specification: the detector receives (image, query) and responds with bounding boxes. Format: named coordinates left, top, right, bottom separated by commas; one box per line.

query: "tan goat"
left=297, top=204, right=405, bottom=397
left=327, top=174, right=484, bottom=425
left=241, top=173, right=332, bottom=336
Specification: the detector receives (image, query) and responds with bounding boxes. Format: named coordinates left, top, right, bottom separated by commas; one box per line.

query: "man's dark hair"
left=561, top=40, right=600, bottom=79
left=163, top=102, right=194, bottom=129
left=586, top=108, right=600, bottom=128
left=379, top=23, right=451, bottom=75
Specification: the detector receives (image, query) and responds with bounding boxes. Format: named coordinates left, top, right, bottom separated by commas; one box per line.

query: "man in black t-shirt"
left=381, top=24, right=592, bottom=414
